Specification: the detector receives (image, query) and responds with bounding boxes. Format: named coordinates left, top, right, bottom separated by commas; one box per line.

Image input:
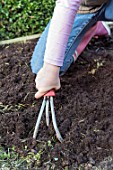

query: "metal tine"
left=46, top=97, right=50, bottom=126
left=33, top=96, right=46, bottom=139
left=50, top=96, right=63, bottom=143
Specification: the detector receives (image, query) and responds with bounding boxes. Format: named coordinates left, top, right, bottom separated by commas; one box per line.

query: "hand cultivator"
left=33, top=90, right=63, bottom=143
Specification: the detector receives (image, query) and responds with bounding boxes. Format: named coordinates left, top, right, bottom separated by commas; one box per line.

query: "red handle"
left=44, top=90, right=55, bottom=97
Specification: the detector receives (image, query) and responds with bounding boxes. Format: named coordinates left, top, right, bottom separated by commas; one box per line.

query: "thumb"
left=35, top=91, right=45, bottom=99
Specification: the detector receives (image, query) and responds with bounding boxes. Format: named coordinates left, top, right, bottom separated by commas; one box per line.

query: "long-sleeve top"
left=44, top=0, right=82, bottom=66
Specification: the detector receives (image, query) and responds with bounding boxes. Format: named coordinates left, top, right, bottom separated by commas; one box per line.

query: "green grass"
left=0, top=146, right=42, bottom=170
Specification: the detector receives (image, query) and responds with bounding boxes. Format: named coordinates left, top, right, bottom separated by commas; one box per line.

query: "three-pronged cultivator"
left=33, top=90, right=63, bottom=142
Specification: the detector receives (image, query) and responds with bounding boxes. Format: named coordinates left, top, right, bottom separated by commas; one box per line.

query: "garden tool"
left=33, top=90, right=63, bottom=143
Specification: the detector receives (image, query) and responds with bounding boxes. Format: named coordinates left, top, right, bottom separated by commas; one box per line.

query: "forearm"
left=44, top=0, right=82, bottom=66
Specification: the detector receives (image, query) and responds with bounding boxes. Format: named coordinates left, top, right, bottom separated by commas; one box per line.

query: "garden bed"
left=0, top=31, right=113, bottom=169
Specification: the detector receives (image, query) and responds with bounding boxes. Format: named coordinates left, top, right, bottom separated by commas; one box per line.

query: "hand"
left=35, top=62, right=61, bottom=99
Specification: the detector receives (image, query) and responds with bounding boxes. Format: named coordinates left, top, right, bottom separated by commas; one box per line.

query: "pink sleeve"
left=44, top=0, right=82, bottom=66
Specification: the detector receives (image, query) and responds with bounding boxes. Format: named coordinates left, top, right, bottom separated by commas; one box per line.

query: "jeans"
left=31, top=0, right=113, bottom=76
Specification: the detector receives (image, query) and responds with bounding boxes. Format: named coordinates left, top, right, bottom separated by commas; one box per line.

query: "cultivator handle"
left=44, top=90, right=55, bottom=97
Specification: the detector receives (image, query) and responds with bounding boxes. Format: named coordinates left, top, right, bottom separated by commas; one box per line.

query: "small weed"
left=88, top=59, right=105, bottom=75
left=0, top=102, right=35, bottom=114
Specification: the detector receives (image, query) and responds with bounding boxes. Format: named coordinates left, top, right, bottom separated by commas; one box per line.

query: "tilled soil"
left=0, top=33, right=113, bottom=169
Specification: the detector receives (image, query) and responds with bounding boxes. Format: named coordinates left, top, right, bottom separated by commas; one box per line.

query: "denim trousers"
left=31, top=0, right=113, bottom=76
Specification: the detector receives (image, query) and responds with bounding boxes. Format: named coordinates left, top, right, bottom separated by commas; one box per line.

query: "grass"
left=0, top=139, right=56, bottom=170
left=0, top=146, right=42, bottom=170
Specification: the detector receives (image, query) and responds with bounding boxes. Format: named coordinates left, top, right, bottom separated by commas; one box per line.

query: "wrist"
left=43, top=62, right=60, bottom=74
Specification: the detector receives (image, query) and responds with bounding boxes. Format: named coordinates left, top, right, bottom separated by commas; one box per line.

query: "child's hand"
left=35, top=62, right=61, bottom=99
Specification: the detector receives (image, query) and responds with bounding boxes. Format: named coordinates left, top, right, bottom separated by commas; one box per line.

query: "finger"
left=35, top=91, right=46, bottom=99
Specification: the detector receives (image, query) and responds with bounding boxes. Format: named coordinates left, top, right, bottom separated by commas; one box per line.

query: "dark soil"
left=0, top=29, right=113, bottom=169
